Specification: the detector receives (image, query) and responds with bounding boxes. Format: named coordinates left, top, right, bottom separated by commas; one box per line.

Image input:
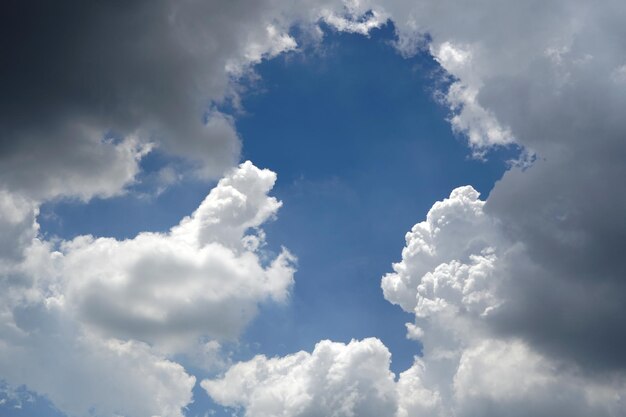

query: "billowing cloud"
left=0, top=3, right=391, bottom=415
left=209, top=188, right=626, bottom=417
left=61, top=161, right=295, bottom=348
left=381, top=185, right=502, bottom=316
left=369, top=0, right=626, bottom=374
left=203, top=338, right=441, bottom=417
left=3, top=0, right=626, bottom=416
left=382, top=187, right=626, bottom=416
left=0, top=162, right=294, bottom=416
left=0, top=316, right=195, bottom=417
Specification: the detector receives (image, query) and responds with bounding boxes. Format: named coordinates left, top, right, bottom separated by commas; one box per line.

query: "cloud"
left=0, top=3, right=398, bottom=415
left=61, top=161, right=295, bottom=348
left=375, top=0, right=626, bottom=373
left=0, top=237, right=196, bottom=417
left=0, top=1, right=287, bottom=201
left=0, top=162, right=294, bottom=416
left=3, top=0, right=626, bottom=416
left=211, top=187, right=626, bottom=417
left=381, top=185, right=501, bottom=316
left=202, top=338, right=441, bottom=417
left=381, top=187, right=626, bottom=416
left=0, top=315, right=195, bottom=417
left=450, top=338, right=626, bottom=417
left=0, top=0, right=390, bottom=202
left=0, top=191, right=39, bottom=263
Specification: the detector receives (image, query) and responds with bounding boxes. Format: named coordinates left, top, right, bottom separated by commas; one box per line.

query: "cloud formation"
left=203, top=338, right=440, bottom=417
left=209, top=188, right=626, bottom=417
left=0, top=162, right=294, bottom=416
left=61, top=161, right=295, bottom=348
left=381, top=187, right=626, bottom=416
left=0, top=0, right=387, bottom=200
left=0, top=3, right=386, bottom=414
left=373, top=0, right=626, bottom=374
left=3, top=0, right=626, bottom=416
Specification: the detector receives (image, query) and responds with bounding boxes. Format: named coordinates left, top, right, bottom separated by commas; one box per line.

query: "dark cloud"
left=373, top=0, right=626, bottom=375
left=474, top=4, right=626, bottom=371
left=0, top=0, right=291, bottom=199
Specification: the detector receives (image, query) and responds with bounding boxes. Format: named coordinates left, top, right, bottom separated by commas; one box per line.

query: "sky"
left=1, top=1, right=626, bottom=417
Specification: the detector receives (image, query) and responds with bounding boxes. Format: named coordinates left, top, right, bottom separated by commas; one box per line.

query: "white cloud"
left=0, top=162, right=295, bottom=416
left=452, top=338, right=626, bottom=417
left=226, top=25, right=298, bottom=76
left=381, top=186, right=501, bottom=315
left=368, top=0, right=626, bottom=397
left=0, top=4, right=394, bottom=415
left=0, top=325, right=195, bottom=417
left=321, top=9, right=388, bottom=35
left=203, top=338, right=440, bottom=417
left=61, top=161, right=295, bottom=349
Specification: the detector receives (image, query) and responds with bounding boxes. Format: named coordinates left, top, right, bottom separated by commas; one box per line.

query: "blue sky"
left=27, top=24, right=514, bottom=417
left=2, top=2, right=625, bottom=417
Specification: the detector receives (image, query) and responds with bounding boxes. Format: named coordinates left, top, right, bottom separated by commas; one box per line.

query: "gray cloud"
left=357, top=0, right=626, bottom=376
left=0, top=0, right=385, bottom=201
left=0, top=0, right=299, bottom=200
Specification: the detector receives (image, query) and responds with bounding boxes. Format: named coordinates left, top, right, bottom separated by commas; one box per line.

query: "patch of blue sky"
left=187, top=23, right=518, bottom=417
left=0, top=384, right=65, bottom=417
left=38, top=148, right=216, bottom=241
left=228, top=22, right=517, bottom=363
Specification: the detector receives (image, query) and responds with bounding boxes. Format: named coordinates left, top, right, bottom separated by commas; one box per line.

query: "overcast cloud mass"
left=1, top=0, right=626, bottom=416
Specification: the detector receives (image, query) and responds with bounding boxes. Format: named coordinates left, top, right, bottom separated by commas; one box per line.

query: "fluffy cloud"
left=0, top=3, right=394, bottom=415
left=369, top=0, right=626, bottom=374
left=61, top=161, right=295, bottom=348
left=382, top=188, right=626, bottom=416
left=4, top=0, right=626, bottom=416
left=0, top=236, right=197, bottom=417
left=203, top=338, right=440, bottom=417
left=211, top=187, right=626, bottom=417
left=0, top=317, right=195, bottom=417
left=119, top=0, right=626, bottom=414
left=0, top=162, right=294, bottom=416
left=381, top=186, right=501, bottom=316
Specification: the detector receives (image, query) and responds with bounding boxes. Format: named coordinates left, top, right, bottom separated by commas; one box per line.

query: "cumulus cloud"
left=203, top=338, right=440, bottom=417
left=61, top=161, right=295, bottom=348
left=381, top=187, right=626, bottom=416
left=377, top=0, right=626, bottom=373
left=0, top=235, right=197, bottom=417
left=0, top=3, right=396, bottom=415
left=212, top=184, right=626, bottom=417
left=4, top=0, right=626, bottom=416
left=0, top=162, right=294, bottom=416
left=451, top=339, right=626, bottom=417
left=381, top=185, right=501, bottom=315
